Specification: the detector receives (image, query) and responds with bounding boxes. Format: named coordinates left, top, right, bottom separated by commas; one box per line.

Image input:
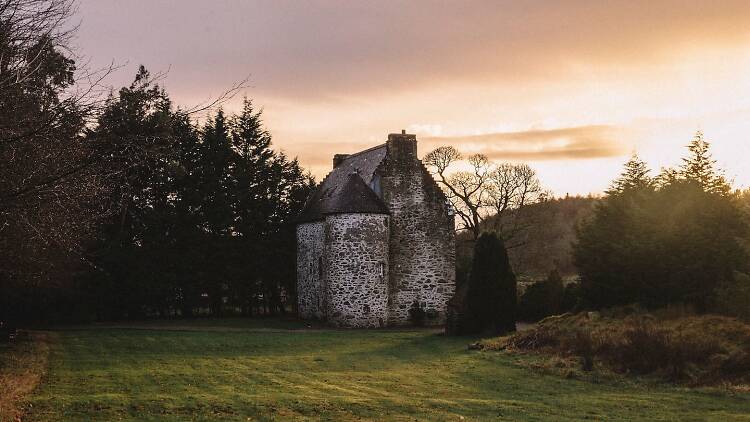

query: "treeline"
left=517, top=134, right=750, bottom=321
left=0, top=0, right=315, bottom=325
left=78, top=68, right=314, bottom=321
left=575, top=134, right=748, bottom=313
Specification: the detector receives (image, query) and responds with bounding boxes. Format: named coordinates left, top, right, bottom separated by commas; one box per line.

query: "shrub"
left=479, top=311, right=750, bottom=386
left=561, top=282, right=582, bottom=313
left=518, top=269, right=565, bottom=322
left=613, top=320, right=672, bottom=374
left=408, top=301, right=426, bottom=327
left=713, top=272, right=750, bottom=322
left=461, top=233, right=517, bottom=335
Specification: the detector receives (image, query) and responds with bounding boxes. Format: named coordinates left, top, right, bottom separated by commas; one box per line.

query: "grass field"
left=6, top=319, right=750, bottom=421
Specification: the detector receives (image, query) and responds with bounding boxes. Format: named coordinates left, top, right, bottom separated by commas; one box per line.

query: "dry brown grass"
left=0, top=332, right=51, bottom=422
left=480, top=310, right=750, bottom=387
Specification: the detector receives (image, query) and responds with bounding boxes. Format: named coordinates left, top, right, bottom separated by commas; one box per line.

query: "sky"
left=71, top=0, right=750, bottom=196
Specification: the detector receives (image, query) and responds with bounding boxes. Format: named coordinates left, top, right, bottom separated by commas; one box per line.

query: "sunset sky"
left=73, top=0, right=750, bottom=196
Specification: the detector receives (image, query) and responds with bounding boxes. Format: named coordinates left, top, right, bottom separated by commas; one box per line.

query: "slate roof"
left=297, top=144, right=389, bottom=223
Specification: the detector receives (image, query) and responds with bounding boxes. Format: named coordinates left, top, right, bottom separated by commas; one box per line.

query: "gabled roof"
left=297, top=144, right=388, bottom=223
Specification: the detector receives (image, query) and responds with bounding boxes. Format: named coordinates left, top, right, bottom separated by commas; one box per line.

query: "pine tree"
left=679, top=131, right=730, bottom=195
left=197, top=110, right=235, bottom=236
left=192, top=111, right=237, bottom=315
left=463, top=232, right=517, bottom=335
left=86, top=66, right=186, bottom=319
left=606, top=153, right=653, bottom=195
left=231, top=99, right=277, bottom=239
left=575, top=133, right=747, bottom=311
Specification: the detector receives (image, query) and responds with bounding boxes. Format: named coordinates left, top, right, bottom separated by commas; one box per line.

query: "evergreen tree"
left=86, top=66, right=187, bottom=319
left=74, top=71, right=314, bottom=320
left=463, top=232, right=517, bottom=335
left=575, top=134, right=747, bottom=311
left=606, top=153, right=653, bottom=195
left=196, top=110, right=235, bottom=236
left=679, top=131, right=730, bottom=195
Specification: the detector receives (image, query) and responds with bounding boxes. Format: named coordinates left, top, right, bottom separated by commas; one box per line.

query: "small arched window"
left=318, top=257, right=323, bottom=279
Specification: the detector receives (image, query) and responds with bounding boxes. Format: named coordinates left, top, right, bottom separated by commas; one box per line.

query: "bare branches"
left=424, top=145, right=461, bottom=175
left=182, top=74, right=251, bottom=116
left=424, top=145, right=546, bottom=241
left=0, top=0, right=77, bottom=89
left=0, top=0, right=106, bottom=283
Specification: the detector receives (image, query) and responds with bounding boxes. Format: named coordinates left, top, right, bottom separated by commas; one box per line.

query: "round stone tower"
left=324, top=212, right=389, bottom=327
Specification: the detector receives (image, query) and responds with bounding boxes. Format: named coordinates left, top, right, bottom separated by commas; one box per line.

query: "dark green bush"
left=462, top=233, right=517, bottom=335
left=713, top=272, right=750, bottom=321
left=408, top=301, right=426, bottom=327
left=518, top=269, right=565, bottom=322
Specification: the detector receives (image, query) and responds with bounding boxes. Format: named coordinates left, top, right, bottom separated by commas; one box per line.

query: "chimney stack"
left=386, top=131, right=417, bottom=163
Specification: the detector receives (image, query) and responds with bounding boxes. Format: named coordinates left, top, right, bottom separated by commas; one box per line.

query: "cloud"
left=76, top=0, right=750, bottom=101
left=285, top=125, right=627, bottom=170
left=422, top=125, right=628, bottom=161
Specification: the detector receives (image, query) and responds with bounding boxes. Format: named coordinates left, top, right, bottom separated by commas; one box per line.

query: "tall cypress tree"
left=463, top=232, right=517, bottom=335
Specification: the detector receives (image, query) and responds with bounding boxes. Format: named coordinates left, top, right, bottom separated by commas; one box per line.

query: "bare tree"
left=486, top=162, right=545, bottom=243
left=424, top=145, right=546, bottom=243
left=0, top=0, right=98, bottom=267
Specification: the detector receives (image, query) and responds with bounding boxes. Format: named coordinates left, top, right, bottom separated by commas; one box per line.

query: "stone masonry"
left=296, top=132, right=455, bottom=327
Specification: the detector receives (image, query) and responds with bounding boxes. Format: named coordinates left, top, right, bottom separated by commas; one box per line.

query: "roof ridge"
left=342, top=143, right=386, bottom=160
left=297, top=143, right=388, bottom=223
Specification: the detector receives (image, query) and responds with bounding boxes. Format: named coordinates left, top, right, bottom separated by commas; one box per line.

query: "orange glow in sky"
left=75, top=1, right=750, bottom=196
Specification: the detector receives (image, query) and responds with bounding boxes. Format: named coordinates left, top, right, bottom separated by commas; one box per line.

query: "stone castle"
left=296, top=132, right=456, bottom=327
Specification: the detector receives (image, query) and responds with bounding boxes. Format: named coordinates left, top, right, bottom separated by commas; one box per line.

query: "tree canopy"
left=574, top=134, right=747, bottom=311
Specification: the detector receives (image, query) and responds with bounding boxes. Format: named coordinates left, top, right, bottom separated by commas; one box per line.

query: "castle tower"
left=296, top=132, right=455, bottom=327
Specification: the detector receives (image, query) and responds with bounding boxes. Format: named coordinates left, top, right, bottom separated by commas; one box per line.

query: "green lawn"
left=23, top=321, right=750, bottom=421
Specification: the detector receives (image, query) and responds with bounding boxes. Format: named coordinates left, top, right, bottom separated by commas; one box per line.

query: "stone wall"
left=324, top=213, right=390, bottom=327
left=296, top=221, right=325, bottom=319
left=380, top=134, right=456, bottom=325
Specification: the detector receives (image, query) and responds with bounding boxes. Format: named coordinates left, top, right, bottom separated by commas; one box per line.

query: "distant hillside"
left=457, top=195, right=598, bottom=281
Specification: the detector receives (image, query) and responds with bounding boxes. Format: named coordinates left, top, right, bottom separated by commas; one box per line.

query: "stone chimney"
left=333, top=154, right=350, bottom=168
left=386, top=130, right=417, bottom=164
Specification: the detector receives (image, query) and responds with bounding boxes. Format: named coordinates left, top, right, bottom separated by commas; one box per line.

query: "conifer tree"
left=197, top=110, right=235, bottom=236
left=606, top=153, right=653, bottom=195
left=463, top=232, right=517, bottom=335
left=86, top=66, right=189, bottom=319
left=576, top=132, right=747, bottom=311
left=679, top=131, right=730, bottom=195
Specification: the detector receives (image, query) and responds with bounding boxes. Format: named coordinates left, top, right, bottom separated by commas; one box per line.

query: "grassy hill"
left=2, top=319, right=749, bottom=421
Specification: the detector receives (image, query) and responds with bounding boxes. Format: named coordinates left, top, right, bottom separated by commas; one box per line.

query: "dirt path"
left=0, top=332, right=52, bottom=422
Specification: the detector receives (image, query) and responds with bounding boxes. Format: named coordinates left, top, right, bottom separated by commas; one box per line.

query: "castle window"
left=370, top=175, right=382, bottom=197
left=378, top=262, right=385, bottom=278
left=318, top=257, right=323, bottom=279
